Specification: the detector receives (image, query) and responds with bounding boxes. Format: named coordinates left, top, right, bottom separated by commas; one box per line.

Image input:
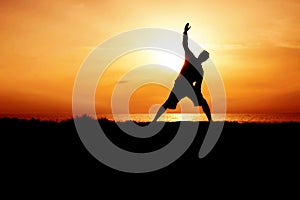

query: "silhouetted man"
left=153, top=23, right=212, bottom=122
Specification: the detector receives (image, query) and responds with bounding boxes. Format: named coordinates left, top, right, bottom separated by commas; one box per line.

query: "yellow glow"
left=152, top=51, right=184, bottom=73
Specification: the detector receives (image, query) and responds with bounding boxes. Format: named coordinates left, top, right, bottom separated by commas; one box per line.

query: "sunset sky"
left=1, top=0, right=300, bottom=119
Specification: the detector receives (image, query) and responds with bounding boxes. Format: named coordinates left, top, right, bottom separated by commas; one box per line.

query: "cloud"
left=117, top=80, right=129, bottom=84
left=260, top=16, right=300, bottom=49
left=202, top=43, right=262, bottom=50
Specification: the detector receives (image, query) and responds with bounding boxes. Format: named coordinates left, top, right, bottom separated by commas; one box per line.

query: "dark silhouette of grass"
left=1, top=116, right=300, bottom=184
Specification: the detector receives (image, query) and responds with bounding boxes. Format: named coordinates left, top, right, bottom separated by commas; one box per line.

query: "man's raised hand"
left=184, top=23, right=191, bottom=33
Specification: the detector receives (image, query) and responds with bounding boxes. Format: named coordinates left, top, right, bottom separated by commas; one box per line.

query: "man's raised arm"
left=183, top=23, right=192, bottom=53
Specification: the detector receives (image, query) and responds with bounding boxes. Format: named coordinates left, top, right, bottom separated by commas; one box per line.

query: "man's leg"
left=193, top=83, right=212, bottom=122
left=153, top=105, right=166, bottom=122
left=153, top=85, right=181, bottom=122
left=152, top=94, right=179, bottom=122
left=201, top=98, right=212, bottom=122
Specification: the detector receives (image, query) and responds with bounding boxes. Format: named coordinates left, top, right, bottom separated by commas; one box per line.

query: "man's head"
left=198, top=50, right=209, bottom=63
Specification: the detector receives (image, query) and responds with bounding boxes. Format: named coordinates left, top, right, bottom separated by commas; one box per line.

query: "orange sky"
left=1, top=0, right=300, bottom=118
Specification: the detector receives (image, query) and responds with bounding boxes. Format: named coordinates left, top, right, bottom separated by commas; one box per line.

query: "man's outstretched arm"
left=183, top=23, right=192, bottom=54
